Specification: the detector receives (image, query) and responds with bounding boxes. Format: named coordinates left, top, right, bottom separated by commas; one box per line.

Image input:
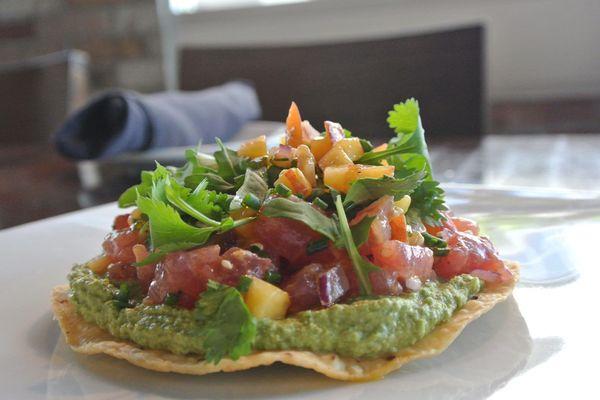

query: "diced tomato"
left=434, top=230, right=511, bottom=282
left=390, top=214, right=408, bottom=242
left=112, top=214, right=130, bottom=231
left=102, top=228, right=145, bottom=264
left=372, top=240, right=435, bottom=283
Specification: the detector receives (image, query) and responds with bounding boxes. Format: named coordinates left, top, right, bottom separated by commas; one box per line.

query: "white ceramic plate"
left=1, top=183, right=598, bottom=399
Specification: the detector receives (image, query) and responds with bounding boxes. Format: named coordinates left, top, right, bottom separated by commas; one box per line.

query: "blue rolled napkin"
left=54, top=80, right=261, bottom=160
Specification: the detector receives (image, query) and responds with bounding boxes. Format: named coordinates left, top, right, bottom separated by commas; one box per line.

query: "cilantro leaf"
left=334, top=195, right=379, bottom=295
left=136, top=196, right=220, bottom=249
left=194, top=281, right=256, bottom=363
left=406, top=181, right=448, bottom=226
left=343, top=171, right=424, bottom=208
left=387, top=98, right=420, bottom=135
left=261, top=197, right=340, bottom=242
left=358, top=98, right=447, bottom=225
left=164, top=177, right=230, bottom=227
left=118, top=165, right=169, bottom=208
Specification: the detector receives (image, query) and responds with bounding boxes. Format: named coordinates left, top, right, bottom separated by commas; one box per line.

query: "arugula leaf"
left=185, top=172, right=235, bottom=193
left=136, top=196, right=220, bottom=249
left=194, top=281, right=256, bottom=363
left=261, top=197, right=340, bottom=242
left=343, top=171, right=424, bottom=208
left=333, top=215, right=375, bottom=248
left=230, top=169, right=268, bottom=211
left=350, top=216, right=375, bottom=247
left=334, top=195, right=379, bottom=295
left=214, top=138, right=247, bottom=184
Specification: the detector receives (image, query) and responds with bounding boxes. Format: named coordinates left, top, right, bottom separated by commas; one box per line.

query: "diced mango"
left=238, top=135, right=267, bottom=158
left=310, top=137, right=331, bottom=161
left=296, top=144, right=317, bottom=186
left=285, top=102, right=304, bottom=148
left=373, top=143, right=388, bottom=152
left=333, top=137, right=364, bottom=161
left=323, top=164, right=395, bottom=193
left=355, top=164, right=395, bottom=180
left=244, top=277, right=290, bottom=319
left=394, top=195, right=411, bottom=213
left=323, top=165, right=354, bottom=192
left=318, top=146, right=353, bottom=170
left=87, top=254, right=111, bottom=275
left=275, top=168, right=313, bottom=197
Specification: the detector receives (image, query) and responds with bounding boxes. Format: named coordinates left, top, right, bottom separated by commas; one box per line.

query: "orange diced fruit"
left=244, top=277, right=290, bottom=319
left=275, top=168, right=313, bottom=197
left=324, top=164, right=395, bottom=193
left=87, top=254, right=111, bottom=275
left=394, top=195, right=411, bottom=213
left=237, top=135, right=267, bottom=158
left=373, top=143, right=388, bottom=152
left=310, top=137, right=332, bottom=161
left=333, top=137, right=364, bottom=161
left=318, top=146, right=353, bottom=170
left=286, top=102, right=304, bottom=148
left=296, top=144, right=317, bottom=186
left=355, top=164, right=395, bottom=180
left=390, top=214, right=408, bottom=242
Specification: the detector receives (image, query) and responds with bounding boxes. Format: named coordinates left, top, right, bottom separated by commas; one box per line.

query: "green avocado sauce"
left=68, top=265, right=483, bottom=359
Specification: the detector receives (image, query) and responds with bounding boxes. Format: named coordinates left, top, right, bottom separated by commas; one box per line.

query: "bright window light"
left=169, top=0, right=312, bottom=15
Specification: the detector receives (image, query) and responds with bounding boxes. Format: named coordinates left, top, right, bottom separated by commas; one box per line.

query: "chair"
left=179, top=26, right=484, bottom=143
left=0, top=50, right=89, bottom=145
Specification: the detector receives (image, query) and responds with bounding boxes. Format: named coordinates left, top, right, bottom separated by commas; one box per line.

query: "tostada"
left=52, top=99, right=518, bottom=381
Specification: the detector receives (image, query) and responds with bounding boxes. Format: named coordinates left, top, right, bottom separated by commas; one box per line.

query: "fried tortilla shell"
left=51, top=261, right=519, bottom=381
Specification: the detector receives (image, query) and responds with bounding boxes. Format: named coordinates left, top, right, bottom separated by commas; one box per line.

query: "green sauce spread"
left=69, top=265, right=483, bottom=359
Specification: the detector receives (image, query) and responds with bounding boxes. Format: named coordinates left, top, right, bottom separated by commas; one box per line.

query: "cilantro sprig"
left=194, top=281, right=256, bottom=363
left=356, top=98, right=448, bottom=225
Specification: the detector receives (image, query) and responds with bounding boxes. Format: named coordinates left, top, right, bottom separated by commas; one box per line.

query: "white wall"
left=171, top=0, right=600, bottom=101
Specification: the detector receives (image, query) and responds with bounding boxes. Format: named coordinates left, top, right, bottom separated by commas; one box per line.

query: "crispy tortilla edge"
left=51, top=261, right=519, bottom=382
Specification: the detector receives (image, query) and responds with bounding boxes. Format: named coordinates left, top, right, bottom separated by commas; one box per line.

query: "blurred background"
left=1, top=0, right=599, bottom=229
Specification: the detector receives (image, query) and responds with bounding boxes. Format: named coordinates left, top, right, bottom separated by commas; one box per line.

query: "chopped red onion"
left=405, top=276, right=422, bottom=291
left=317, top=265, right=350, bottom=307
